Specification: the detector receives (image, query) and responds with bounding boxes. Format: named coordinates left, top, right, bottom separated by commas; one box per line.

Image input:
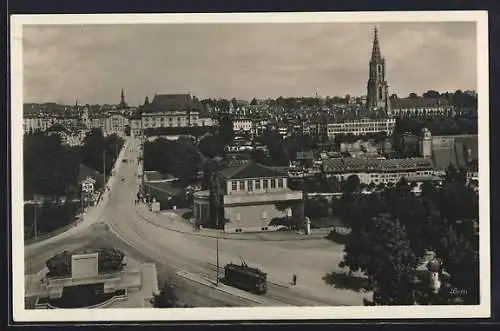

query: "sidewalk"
left=136, top=206, right=332, bottom=242
left=25, top=140, right=130, bottom=252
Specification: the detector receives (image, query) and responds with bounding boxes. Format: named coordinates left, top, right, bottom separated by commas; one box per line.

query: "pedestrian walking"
left=292, top=273, right=297, bottom=286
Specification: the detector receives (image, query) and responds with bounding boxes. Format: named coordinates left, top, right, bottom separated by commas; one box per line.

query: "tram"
left=224, top=260, right=267, bottom=294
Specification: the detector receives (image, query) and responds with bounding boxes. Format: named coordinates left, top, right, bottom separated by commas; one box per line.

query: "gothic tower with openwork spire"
left=366, top=27, right=389, bottom=113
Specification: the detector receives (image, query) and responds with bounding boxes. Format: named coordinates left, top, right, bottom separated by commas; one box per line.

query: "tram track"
left=105, top=203, right=271, bottom=306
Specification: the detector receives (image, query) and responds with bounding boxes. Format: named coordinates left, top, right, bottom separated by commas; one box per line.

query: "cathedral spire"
left=371, top=26, right=382, bottom=62
left=366, top=27, right=389, bottom=113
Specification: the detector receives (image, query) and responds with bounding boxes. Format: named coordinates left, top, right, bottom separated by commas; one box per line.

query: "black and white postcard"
left=11, top=11, right=490, bottom=322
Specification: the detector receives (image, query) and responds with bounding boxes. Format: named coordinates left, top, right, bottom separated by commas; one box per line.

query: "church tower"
left=366, top=27, right=389, bottom=113
left=119, top=88, right=128, bottom=108
left=419, top=127, right=432, bottom=158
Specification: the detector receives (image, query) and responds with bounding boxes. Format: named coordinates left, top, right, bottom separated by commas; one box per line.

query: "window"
left=263, top=180, right=268, bottom=189
left=247, top=180, right=253, bottom=192
left=255, top=180, right=261, bottom=190
left=261, top=210, right=268, bottom=219
left=236, top=213, right=241, bottom=221
left=278, top=178, right=283, bottom=188
left=231, top=181, right=237, bottom=191
left=271, top=179, right=276, bottom=188
left=239, top=181, right=245, bottom=190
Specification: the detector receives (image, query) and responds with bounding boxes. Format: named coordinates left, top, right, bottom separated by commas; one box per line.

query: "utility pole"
left=216, top=207, right=220, bottom=285
left=80, top=186, right=84, bottom=221
left=216, top=236, right=219, bottom=285
left=103, top=149, right=106, bottom=190
left=33, top=200, right=38, bottom=241
left=214, top=171, right=220, bottom=286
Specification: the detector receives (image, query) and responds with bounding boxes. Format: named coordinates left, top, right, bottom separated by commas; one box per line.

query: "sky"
left=23, top=21, right=477, bottom=106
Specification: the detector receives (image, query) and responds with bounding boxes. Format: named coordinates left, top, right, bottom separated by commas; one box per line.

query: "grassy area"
left=24, top=201, right=81, bottom=242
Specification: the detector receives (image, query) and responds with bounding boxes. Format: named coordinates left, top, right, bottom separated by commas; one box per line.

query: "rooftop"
left=140, top=94, right=200, bottom=113
left=390, top=97, right=451, bottom=109
left=219, top=162, right=287, bottom=180
left=323, top=157, right=433, bottom=173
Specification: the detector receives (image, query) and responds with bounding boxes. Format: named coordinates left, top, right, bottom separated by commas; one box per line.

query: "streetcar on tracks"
left=223, top=260, right=267, bottom=294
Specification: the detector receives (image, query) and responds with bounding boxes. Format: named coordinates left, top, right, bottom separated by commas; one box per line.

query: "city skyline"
left=23, top=22, right=477, bottom=106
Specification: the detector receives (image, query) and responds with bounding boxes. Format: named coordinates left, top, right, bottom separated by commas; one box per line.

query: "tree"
left=372, top=216, right=418, bottom=305
left=435, top=226, right=479, bottom=304
left=24, top=132, right=81, bottom=200
left=217, top=112, right=234, bottom=144
left=408, top=93, right=419, bottom=99
left=341, top=214, right=417, bottom=305
left=46, top=248, right=125, bottom=277
left=144, top=138, right=201, bottom=184
left=304, top=196, right=329, bottom=219
left=198, top=133, right=225, bottom=158
left=153, top=282, right=179, bottom=308
left=342, top=175, right=360, bottom=194
left=423, top=90, right=441, bottom=98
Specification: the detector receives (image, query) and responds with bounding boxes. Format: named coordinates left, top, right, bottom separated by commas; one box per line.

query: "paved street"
left=101, top=137, right=368, bottom=306
left=25, top=137, right=368, bottom=307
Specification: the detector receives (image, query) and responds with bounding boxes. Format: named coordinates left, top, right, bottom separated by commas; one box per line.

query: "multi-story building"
left=232, top=118, right=253, bottom=134
left=130, top=93, right=215, bottom=137
left=105, top=113, right=129, bottom=136
left=23, top=114, right=80, bottom=134
left=193, top=162, right=303, bottom=233
left=23, top=115, right=54, bottom=133
left=322, top=157, right=434, bottom=185
left=90, top=113, right=108, bottom=132
left=389, top=97, right=456, bottom=118
left=140, top=94, right=199, bottom=129
left=326, top=117, right=396, bottom=138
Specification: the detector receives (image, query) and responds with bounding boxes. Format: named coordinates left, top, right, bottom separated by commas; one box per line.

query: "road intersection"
left=25, top=137, right=369, bottom=307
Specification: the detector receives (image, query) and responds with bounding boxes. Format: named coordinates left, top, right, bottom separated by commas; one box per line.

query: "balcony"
left=223, top=190, right=303, bottom=205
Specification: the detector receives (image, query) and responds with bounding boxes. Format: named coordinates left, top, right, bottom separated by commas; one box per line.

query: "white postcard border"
left=10, top=11, right=490, bottom=322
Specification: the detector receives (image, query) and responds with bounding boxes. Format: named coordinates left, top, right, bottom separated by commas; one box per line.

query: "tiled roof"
left=219, top=162, right=287, bottom=180
left=323, top=157, right=432, bottom=173
left=390, top=97, right=450, bottom=109
left=141, top=94, right=197, bottom=112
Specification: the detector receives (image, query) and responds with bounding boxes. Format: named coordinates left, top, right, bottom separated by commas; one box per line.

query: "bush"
left=153, top=282, right=179, bottom=308
left=46, top=248, right=125, bottom=277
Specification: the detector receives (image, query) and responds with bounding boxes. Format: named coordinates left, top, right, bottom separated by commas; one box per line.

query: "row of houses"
left=23, top=110, right=131, bottom=137
left=23, top=94, right=218, bottom=138
left=231, top=116, right=396, bottom=139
